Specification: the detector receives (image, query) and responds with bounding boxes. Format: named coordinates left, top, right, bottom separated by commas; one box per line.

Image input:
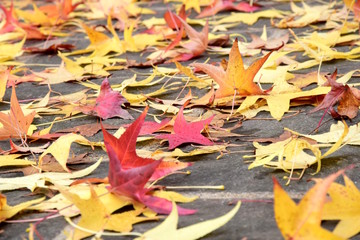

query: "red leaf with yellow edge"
left=0, top=85, right=36, bottom=140
left=192, top=39, right=271, bottom=98
left=102, top=107, right=196, bottom=215
left=156, top=106, right=214, bottom=149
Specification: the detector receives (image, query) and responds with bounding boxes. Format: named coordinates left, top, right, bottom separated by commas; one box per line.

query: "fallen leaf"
left=56, top=123, right=118, bottom=137
left=245, top=121, right=348, bottom=182
left=38, top=0, right=81, bottom=20
left=322, top=174, right=360, bottom=238
left=80, top=78, right=132, bottom=119
left=58, top=185, right=156, bottom=240
left=0, top=194, right=44, bottom=222
left=24, top=43, right=75, bottom=54
left=273, top=2, right=336, bottom=28
left=102, top=107, right=195, bottom=215
left=247, top=25, right=289, bottom=50
left=139, top=201, right=241, bottom=240
left=175, top=61, right=206, bottom=84
left=39, top=133, right=92, bottom=172
left=139, top=144, right=227, bottom=160
left=0, top=154, right=34, bottom=168
left=0, top=158, right=102, bottom=191
left=197, top=0, right=260, bottom=18
left=192, top=38, right=269, bottom=98
left=309, top=69, right=360, bottom=120
left=216, top=9, right=284, bottom=26
left=171, top=18, right=209, bottom=62
left=34, top=62, right=83, bottom=84
left=156, top=106, right=214, bottom=149
left=123, top=118, right=171, bottom=136
left=164, top=5, right=186, bottom=29
left=288, top=71, right=327, bottom=89
left=273, top=169, right=345, bottom=240
left=9, top=140, right=50, bottom=154
left=343, top=0, right=360, bottom=19
left=71, top=15, right=124, bottom=57
left=301, top=121, right=360, bottom=146
left=0, top=85, right=36, bottom=140
left=21, top=153, right=90, bottom=174
left=0, top=67, right=10, bottom=101
left=0, top=3, right=46, bottom=39
left=183, top=0, right=201, bottom=13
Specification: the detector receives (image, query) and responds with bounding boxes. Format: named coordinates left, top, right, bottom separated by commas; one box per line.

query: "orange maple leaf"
left=192, top=38, right=271, bottom=98
left=39, top=0, right=81, bottom=20
left=0, top=86, right=36, bottom=140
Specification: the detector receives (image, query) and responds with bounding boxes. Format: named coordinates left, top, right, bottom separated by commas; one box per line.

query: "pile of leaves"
left=1, top=0, right=360, bottom=239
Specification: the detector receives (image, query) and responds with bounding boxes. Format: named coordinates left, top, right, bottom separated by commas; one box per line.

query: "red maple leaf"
left=80, top=78, right=132, bottom=120
left=164, top=5, right=186, bottom=30
left=156, top=106, right=214, bottom=149
left=0, top=3, right=46, bottom=39
left=123, top=118, right=171, bottom=135
left=169, top=17, right=209, bottom=62
left=102, top=107, right=195, bottom=215
left=197, top=0, right=261, bottom=18
left=309, top=69, right=360, bottom=123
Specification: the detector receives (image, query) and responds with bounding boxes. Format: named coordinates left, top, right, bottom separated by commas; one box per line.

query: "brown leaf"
left=57, top=123, right=118, bottom=137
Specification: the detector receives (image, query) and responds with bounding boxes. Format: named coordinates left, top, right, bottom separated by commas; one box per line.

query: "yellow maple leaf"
left=245, top=121, right=349, bottom=183
left=0, top=194, right=44, bottom=223
left=39, top=133, right=93, bottom=172
left=139, top=201, right=240, bottom=240
left=273, top=170, right=346, bottom=240
left=322, top=175, right=360, bottom=238
left=58, top=185, right=156, bottom=239
left=183, top=0, right=201, bottom=13
left=274, top=2, right=336, bottom=28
